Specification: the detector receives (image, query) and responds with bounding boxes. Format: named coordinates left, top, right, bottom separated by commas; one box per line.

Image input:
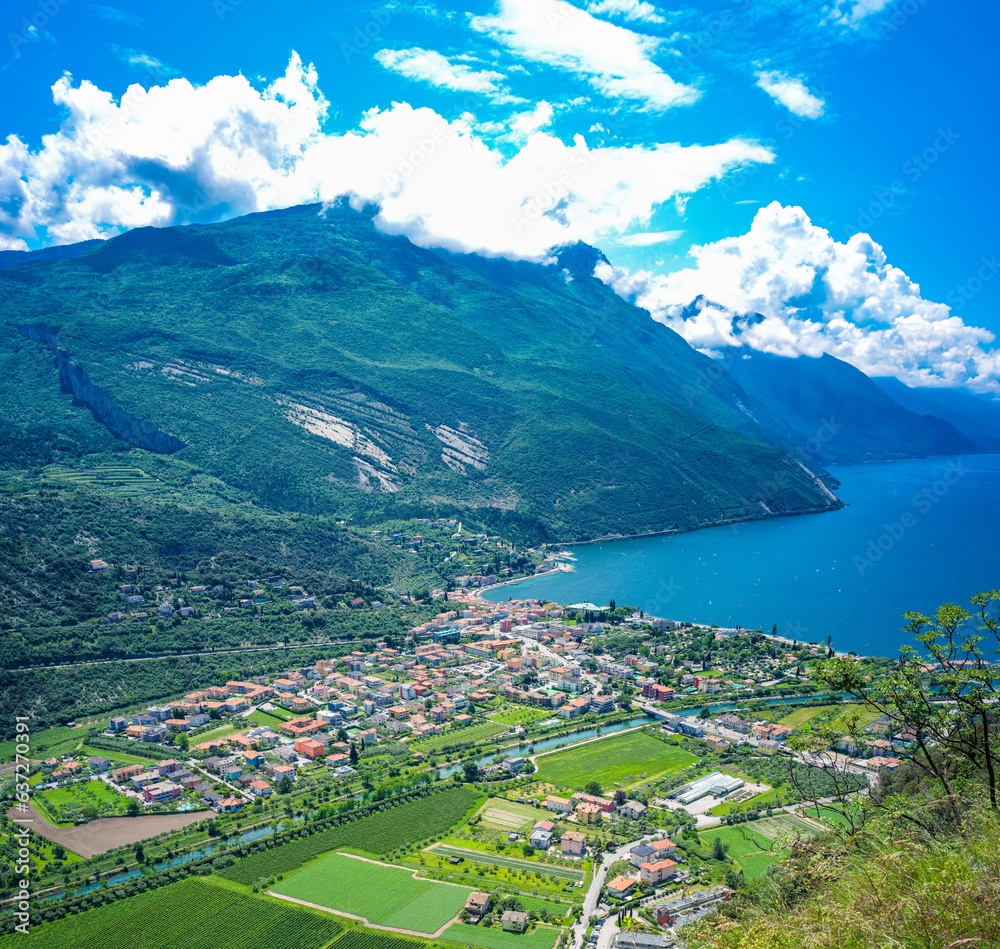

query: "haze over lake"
left=484, top=455, right=1000, bottom=657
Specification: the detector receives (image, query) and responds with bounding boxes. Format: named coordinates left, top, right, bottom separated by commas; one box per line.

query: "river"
left=484, top=455, right=1000, bottom=657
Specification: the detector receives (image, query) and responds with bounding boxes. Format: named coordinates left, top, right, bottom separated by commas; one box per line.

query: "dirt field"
left=5, top=803, right=209, bottom=857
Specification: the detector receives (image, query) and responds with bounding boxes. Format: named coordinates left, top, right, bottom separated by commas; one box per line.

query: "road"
left=517, top=636, right=603, bottom=695
left=570, top=837, right=645, bottom=949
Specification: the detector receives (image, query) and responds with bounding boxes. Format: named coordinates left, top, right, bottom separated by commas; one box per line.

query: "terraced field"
left=40, top=464, right=165, bottom=496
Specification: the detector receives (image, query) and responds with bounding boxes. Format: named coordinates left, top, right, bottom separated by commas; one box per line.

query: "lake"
left=484, top=455, right=1000, bottom=657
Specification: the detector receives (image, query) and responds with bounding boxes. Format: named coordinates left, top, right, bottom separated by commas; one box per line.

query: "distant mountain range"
left=1, top=203, right=996, bottom=541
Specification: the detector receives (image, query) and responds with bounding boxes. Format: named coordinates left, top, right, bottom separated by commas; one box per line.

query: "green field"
left=774, top=704, right=842, bottom=729
left=331, top=931, right=424, bottom=949
left=220, top=787, right=483, bottom=885
left=0, top=878, right=342, bottom=949
left=477, top=798, right=547, bottom=831
left=490, top=708, right=550, bottom=726
left=534, top=731, right=697, bottom=791
left=431, top=845, right=585, bottom=881
left=274, top=853, right=470, bottom=934
left=33, top=778, right=127, bottom=824
left=411, top=721, right=507, bottom=754
left=701, top=826, right=787, bottom=880
left=442, top=923, right=558, bottom=949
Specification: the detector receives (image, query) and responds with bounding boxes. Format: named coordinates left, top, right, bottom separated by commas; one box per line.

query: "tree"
left=337, top=727, right=349, bottom=743
left=463, top=761, right=479, bottom=783
left=712, top=836, right=726, bottom=860
left=612, top=789, right=627, bottom=805
left=277, top=775, right=294, bottom=795
left=819, top=589, right=1000, bottom=832
left=175, top=732, right=189, bottom=751
left=349, top=743, right=359, bottom=766
left=125, top=797, right=142, bottom=817
left=584, top=779, right=602, bottom=797
left=521, top=843, right=535, bottom=858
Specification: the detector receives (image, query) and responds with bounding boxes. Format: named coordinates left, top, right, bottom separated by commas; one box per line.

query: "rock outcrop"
left=18, top=324, right=187, bottom=454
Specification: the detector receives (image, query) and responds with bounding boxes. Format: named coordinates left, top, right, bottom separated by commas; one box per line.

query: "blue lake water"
left=484, top=455, right=1000, bottom=657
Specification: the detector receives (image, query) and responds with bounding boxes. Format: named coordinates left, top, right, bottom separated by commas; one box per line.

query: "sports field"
left=534, top=731, right=697, bottom=790
left=271, top=853, right=471, bottom=934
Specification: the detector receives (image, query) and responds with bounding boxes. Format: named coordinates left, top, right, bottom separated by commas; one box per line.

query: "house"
left=561, top=831, right=586, bottom=855
left=249, top=780, right=273, bottom=798
left=143, top=781, right=183, bottom=803
left=620, top=800, right=647, bottom=820
left=758, top=740, right=782, bottom=756
left=502, top=911, right=529, bottom=933
left=530, top=828, right=553, bottom=850
left=655, top=887, right=732, bottom=926
left=545, top=795, right=573, bottom=814
left=650, top=838, right=677, bottom=856
left=606, top=875, right=636, bottom=898
left=108, top=716, right=128, bottom=733
left=640, top=859, right=677, bottom=885
left=112, top=763, right=144, bottom=784
left=293, top=738, right=325, bottom=759
left=87, top=756, right=111, bottom=773
left=465, top=892, right=491, bottom=922
left=217, top=796, right=244, bottom=813
left=576, top=802, right=602, bottom=824
left=630, top=844, right=656, bottom=867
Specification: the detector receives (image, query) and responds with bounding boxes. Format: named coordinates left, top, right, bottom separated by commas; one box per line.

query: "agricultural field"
left=0, top=878, right=342, bottom=949
left=477, top=798, right=546, bottom=832
left=774, top=704, right=843, bottom=729
left=273, top=853, right=470, bottom=934
left=441, top=922, right=559, bottom=949
left=534, top=731, right=697, bottom=791
left=39, top=464, right=166, bottom=497
left=220, top=787, right=483, bottom=885
left=32, top=779, right=127, bottom=825
left=430, top=845, right=585, bottom=881
left=489, top=707, right=550, bottom=726
left=411, top=721, right=507, bottom=754
left=331, top=931, right=424, bottom=949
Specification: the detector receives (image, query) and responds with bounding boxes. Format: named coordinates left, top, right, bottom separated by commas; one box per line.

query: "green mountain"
left=0, top=203, right=840, bottom=541
left=723, top=351, right=978, bottom=465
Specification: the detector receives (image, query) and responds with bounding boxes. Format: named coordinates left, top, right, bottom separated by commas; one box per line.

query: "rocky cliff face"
left=18, top=324, right=187, bottom=454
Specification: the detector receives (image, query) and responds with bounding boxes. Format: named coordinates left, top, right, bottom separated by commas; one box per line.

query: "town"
left=1, top=554, right=906, bottom=949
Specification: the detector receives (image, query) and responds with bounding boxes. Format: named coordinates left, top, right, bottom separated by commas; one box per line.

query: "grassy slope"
left=0, top=204, right=839, bottom=542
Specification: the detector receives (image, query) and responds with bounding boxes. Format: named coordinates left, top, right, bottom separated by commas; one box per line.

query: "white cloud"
left=470, top=0, right=697, bottom=111
left=754, top=70, right=825, bottom=119
left=373, top=47, right=512, bottom=100
left=0, top=53, right=772, bottom=263
left=595, top=202, right=1000, bottom=392
left=614, top=229, right=683, bottom=246
left=585, top=0, right=666, bottom=25
left=824, top=0, right=893, bottom=28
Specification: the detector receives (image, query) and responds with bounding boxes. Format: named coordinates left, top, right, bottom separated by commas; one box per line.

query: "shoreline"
left=479, top=563, right=574, bottom=596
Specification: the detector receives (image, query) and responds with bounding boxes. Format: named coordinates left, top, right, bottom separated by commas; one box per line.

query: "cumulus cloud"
left=586, top=0, right=666, bottom=25
left=595, top=202, right=1000, bottom=392
left=0, top=53, right=771, bottom=261
left=373, top=48, right=514, bottom=100
left=754, top=70, right=825, bottom=118
left=470, top=0, right=697, bottom=111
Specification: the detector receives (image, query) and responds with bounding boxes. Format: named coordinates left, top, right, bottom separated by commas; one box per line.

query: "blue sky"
left=1, top=0, right=998, bottom=391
